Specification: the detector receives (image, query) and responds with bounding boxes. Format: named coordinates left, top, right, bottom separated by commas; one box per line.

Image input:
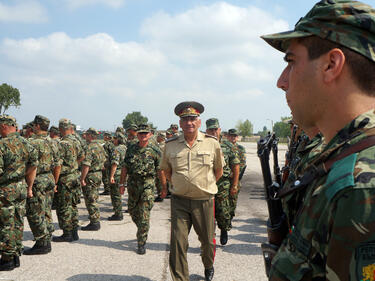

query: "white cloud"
left=0, top=1, right=47, bottom=23
left=0, top=2, right=290, bottom=131
left=65, top=0, right=125, bottom=9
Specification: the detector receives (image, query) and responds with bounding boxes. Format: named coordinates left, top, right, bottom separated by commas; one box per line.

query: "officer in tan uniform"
left=160, top=101, right=224, bottom=281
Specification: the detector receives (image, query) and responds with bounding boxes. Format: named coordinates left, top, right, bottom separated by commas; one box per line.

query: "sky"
left=2, top=0, right=370, bottom=132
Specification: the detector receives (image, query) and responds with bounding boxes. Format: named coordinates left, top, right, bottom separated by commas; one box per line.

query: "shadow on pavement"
left=67, top=274, right=153, bottom=281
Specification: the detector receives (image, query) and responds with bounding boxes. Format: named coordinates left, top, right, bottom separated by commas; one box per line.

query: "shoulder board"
left=205, top=134, right=217, bottom=140
left=166, top=136, right=179, bottom=143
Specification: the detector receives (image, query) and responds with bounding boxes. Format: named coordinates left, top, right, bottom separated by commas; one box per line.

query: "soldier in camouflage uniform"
left=227, top=128, right=246, bottom=219
left=120, top=123, right=161, bottom=255
left=49, top=125, right=60, bottom=211
left=24, top=115, right=61, bottom=255
left=101, top=132, right=114, bottom=195
left=53, top=118, right=84, bottom=242
left=126, top=124, right=138, bottom=147
left=169, top=124, right=179, bottom=136
left=108, top=132, right=127, bottom=220
left=24, top=122, right=34, bottom=138
left=49, top=126, right=60, bottom=139
left=206, top=119, right=239, bottom=246
left=80, top=128, right=106, bottom=231
left=0, top=115, right=38, bottom=271
left=262, top=1, right=375, bottom=279
left=154, top=132, right=166, bottom=202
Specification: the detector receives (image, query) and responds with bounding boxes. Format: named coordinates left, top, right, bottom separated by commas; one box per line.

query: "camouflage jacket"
left=234, top=143, right=246, bottom=176
left=124, top=142, right=161, bottom=179
left=82, top=140, right=106, bottom=173
left=103, top=140, right=115, bottom=167
left=220, top=140, right=240, bottom=179
left=270, top=110, right=375, bottom=280
left=110, top=144, right=127, bottom=177
left=72, top=132, right=87, bottom=158
left=59, top=134, right=83, bottom=175
left=31, top=133, right=61, bottom=175
left=280, top=133, right=325, bottom=230
left=0, top=132, right=38, bottom=185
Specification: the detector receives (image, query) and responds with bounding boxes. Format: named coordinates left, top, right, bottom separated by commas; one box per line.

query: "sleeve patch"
left=355, top=243, right=375, bottom=281
left=325, top=153, right=357, bottom=201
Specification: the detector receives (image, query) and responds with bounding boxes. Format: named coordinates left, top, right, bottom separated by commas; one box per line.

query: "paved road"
left=2, top=142, right=286, bottom=281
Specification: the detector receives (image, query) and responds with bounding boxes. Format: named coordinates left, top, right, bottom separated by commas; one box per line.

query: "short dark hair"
left=299, top=36, right=375, bottom=95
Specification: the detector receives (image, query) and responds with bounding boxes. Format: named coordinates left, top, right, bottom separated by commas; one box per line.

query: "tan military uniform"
left=161, top=131, right=224, bottom=281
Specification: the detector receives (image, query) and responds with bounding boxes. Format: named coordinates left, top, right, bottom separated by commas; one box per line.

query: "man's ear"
left=322, top=48, right=346, bottom=83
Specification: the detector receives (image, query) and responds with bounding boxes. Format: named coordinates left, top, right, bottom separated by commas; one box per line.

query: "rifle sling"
left=278, top=135, right=375, bottom=198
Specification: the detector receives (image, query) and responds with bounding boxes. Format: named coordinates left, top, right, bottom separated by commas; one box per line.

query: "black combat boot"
left=52, top=230, right=73, bottom=242
left=0, top=255, right=16, bottom=271
left=72, top=228, right=79, bottom=241
left=220, top=229, right=228, bottom=245
left=13, top=255, right=20, bottom=268
left=204, top=267, right=214, bottom=281
left=137, top=244, right=146, bottom=255
left=23, top=240, right=51, bottom=255
left=81, top=222, right=100, bottom=231
left=108, top=214, right=123, bottom=221
left=154, top=195, right=164, bottom=202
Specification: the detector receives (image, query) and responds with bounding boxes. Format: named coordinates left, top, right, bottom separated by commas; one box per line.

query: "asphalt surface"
left=1, top=142, right=287, bottom=281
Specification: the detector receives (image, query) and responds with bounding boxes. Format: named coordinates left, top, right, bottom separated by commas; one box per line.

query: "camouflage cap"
left=166, top=129, right=174, bottom=135
left=127, top=124, right=138, bottom=131
left=206, top=118, right=220, bottom=129
left=33, top=115, right=50, bottom=128
left=228, top=128, right=239, bottom=136
left=261, top=0, right=375, bottom=62
left=49, top=125, right=59, bottom=134
left=0, top=115, right=17, bottom=126
left=86, top=127, right=99, bottom=135
left=137, top=123, right=151, bottom=133
left=58, top=118, right=73, bottom=129
left=170, top=124, right=178, bottom=129
left=115, top=126, right=125, bottom=134
left=25, top=121, right=34, bottom=129
left=157, top=132, right=166, bottom=138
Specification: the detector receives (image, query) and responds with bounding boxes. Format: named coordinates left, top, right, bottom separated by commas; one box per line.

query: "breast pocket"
left=170, top=153, right=185, bottom=170
left=197, top=151, right=212, bottom=166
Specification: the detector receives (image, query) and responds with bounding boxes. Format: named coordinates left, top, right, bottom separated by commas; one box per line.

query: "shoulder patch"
left=166, top=136, right=178, bottom=143
left=355, top=242, right=375, bottom=281
left=205, top=134, right=217, bottom=140
left=325, top=153, right=357, bottom=201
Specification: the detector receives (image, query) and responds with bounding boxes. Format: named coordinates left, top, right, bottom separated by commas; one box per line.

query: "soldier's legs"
left=229, top=183, right=241, bottom=218
left=110, top=180, right=122, bottom=216
left=215, top=179, right=232, bottom=231
left=82, top=180, right=100, bottom=223
left=170, top=195, right=193, bottom=281
left=102, top=168, right=110, bottom=194
left=26, top=189, right=49, bottom=243
left=134, top=188, right=154, bottom=246
left=57, top=185, right=75, bottom=232
left=45, top=189, right=55, bottom=238
left=191, top=197, right=215, bottom=270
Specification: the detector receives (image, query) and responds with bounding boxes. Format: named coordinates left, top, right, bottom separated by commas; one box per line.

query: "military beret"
left=261, top=0, right=375, bottom=63
left=228, top=128, right=239, bottom=136
left=49, top=126, right=59, bottom=134
left=137, top=123, right=151, bottom=133
left=59, top=118, right=73, bottom=129
left=127, top=124, right=138, bottom=131
left=206, top=118, right=220, bottom=129
left=33, top=115, right=50, bottom=128
left=86, top=127, right=99, bottom=135
left=0, top=115, right=17, bottom=126
left=174, top=101, right=204, bottom=117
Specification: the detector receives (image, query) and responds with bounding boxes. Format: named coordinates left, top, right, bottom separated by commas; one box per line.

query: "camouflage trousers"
left=26, top=173, right=55, bottom=243
left=102, top=167, right=111, bottom=193
left=127, top=176, right=155, bottom=246
left=45, top=189, right=55, bottom=236
left=215, top=177, right=233, bottom=231
left=110, top=174, right=122, bottom=216
left=0, top=181, right=27, bottom=258
left=229, top=182, right=241, bottom=218
left=155, top=177, right=162, bottom=196
left=57, top=172, right=80, bottom=232
left=82, top=172, right=101, bottom=223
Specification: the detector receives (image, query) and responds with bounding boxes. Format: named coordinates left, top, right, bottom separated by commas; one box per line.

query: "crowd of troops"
left=0, top=113, right=246, bottom=272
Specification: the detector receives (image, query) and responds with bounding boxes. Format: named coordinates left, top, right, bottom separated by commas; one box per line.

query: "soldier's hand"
left=54, top=185, right=58, bottom=193
left=27, top=189, right=33, bottom=198
left=120, top=185, right=125, bottom=195
left=81, top=179, right=86, bottom=187
left=230, top=187, right=238, bottom=196
left=110, top=177, right=115, bottom=184
left=160, top=188, right=167, bottom=199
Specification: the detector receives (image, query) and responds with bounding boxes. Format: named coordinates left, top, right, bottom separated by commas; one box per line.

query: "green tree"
left=122, top=111, right=148, bottom=129
left=236, top=119, right=253, bottom=137
left=273, top=116, right=292, bottom=138
left=0, top=83, right=21, bottom=114
left=257, top=126, right=268, bottom=138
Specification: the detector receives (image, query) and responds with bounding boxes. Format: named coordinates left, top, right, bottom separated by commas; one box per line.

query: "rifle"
left=257, top=132, right=289, bottom=277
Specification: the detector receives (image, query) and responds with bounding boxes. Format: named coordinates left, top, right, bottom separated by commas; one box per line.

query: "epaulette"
left=205, top=134, right=217, bottom=140
left=166, top=136, right=179, bottom=143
